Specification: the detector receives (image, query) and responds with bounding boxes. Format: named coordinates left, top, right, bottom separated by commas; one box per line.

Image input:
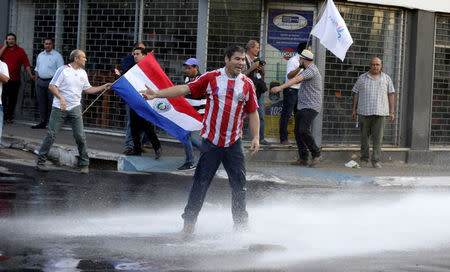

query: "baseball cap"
left=183, top=58, right=199, bottom=66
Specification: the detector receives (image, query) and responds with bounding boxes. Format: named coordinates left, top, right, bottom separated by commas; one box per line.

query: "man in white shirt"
left=0, top=60, right=9, bottom=145
left=36, top=50, right=111, bottom=174
left=33, top=38, right=64, bottom=129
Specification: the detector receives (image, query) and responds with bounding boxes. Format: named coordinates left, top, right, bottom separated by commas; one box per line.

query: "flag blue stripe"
left=112, top=77, right=189, bottom=144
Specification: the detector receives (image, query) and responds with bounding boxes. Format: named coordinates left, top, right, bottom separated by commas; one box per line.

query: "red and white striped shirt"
left=188, top=67, right=258, bottom=147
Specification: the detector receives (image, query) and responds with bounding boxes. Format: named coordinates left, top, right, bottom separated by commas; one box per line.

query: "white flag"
left=311, top=0, right=353, bottom=61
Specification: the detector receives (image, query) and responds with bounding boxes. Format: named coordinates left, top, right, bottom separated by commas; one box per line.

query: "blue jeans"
left=125, top=104, right=149, bottom=149
left=37, top=105, right=89, bottom=166
left=0, top=105, right=3, bottom=145
left=183, top=130, right=202, bottom=165
left=279, top=88, right=298, bottom=142
left=257, top=95, right=265, bottom=141
left=35, top=78, right=54, bottom=124
left=182, top=139, right=248, bottom=225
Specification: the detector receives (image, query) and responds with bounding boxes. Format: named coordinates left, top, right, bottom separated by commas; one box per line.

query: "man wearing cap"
left=177, top=57, right=205, bottom=170
left=277, top=42, right=308, bottom=145
left=351, top=57, right=395, bottom=169
left=271, top=49, right=323, bottom=167
left=32, top=38, right=64, bottom=129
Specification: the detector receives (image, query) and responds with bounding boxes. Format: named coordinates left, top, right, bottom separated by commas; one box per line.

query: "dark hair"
left=133, top=47, right=147, bottom=55
left=297, top=42, right=308, bottom=54
left=132, top=42, right=145, bottom=51
left=224, top=45, right=245, bottom=60
left=68, top=49, right=82, bottom=62
left=6, top=33, right=16, bottom=40
left=44, top=38, right=54, bottom=43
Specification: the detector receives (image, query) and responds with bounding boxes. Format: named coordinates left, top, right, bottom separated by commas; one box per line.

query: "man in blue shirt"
left=33, top=38, right=64, bottom=129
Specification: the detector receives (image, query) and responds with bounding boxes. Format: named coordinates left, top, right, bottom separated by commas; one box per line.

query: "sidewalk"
left=2, top=121, right=450, bottom=186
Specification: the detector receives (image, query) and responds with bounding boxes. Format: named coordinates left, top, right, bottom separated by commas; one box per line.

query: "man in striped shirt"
left=141, top=45, right=260, bottom=234
left=177, top=58, right=205, bottom=170
left=352, top=57, right=395, bottom=168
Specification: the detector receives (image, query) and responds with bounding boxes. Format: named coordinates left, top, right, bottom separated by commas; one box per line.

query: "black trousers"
left=35, top=78, right=54, bottom=124
left=1, top=81, right=21, bottom=120
left=129, top=109, right=161, bottom=151
left=294, top=108, right=320, bottom=161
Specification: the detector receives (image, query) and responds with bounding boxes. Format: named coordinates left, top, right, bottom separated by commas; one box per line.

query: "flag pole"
left=306, top=0, right=328, bottom=50
left=82, top=77, right=120, bottom=115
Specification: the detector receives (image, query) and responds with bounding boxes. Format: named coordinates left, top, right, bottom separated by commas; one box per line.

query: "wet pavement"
left=2, top=149, right=450, bottom=271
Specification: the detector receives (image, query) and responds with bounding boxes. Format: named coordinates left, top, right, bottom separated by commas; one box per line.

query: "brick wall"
left=322, top=2, right=404, bottom=146
left=431, top=14, right=450, bottom=146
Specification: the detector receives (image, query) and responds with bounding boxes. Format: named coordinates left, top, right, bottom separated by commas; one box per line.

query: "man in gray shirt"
left=270, top=49, right=322, bottom=167
left=352, top=57, right=395, bottom=168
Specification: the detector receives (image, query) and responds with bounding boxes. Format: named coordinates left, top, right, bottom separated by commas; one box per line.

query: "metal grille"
left=322, top=2, right=404, bottom=146
left=431, top=14, right=450, bottom=146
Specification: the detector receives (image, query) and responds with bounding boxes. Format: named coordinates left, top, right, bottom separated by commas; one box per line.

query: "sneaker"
left=360, top=160, right=369, bottom=167
left=36, top=164, right=49, bottom=172
left=182, top=221, right=195, bottom=234
left=290, top=160, right=308, bottom=166
left=124, top=148, right=142, bottom=156
left=260, top=139, right=271, bottom=145
left=31, top=123, right=46, bottom=129
left=154, top=148, right=162, bottom=160
left=309, top=156, right=322, bottom=167
left=123, top=147, right=133, bottom=155
left=80, top=166, right=89, bottom=174
left=177, top=163, right=196, bottom=170
left=280, top=140, right=290, bottom=145
left=372, top=162, right=382, bottom=169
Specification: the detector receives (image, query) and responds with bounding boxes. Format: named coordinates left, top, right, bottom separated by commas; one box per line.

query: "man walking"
left=32, top=38, right=64, bottom=129
left=278, top=42, right=307, bottom=145
left=36, top=50, right=111, bottom=174
left=352, top=57, right=395, bottom=168
left=243, top=40, right=269, bottom=145
left=126, top=47, right=161, bottom=159
left=0, top=60, right=9, bottom=145
left=0, top=33, right=34, bottom=123
left=141, top=45, right=260, bottom=234
left=177, top=57, right=205, bottom=170
left=271, top=49, right=322, bottom=167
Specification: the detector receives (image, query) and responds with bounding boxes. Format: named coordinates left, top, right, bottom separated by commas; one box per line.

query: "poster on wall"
left=267, top=9, right=314, bottom=60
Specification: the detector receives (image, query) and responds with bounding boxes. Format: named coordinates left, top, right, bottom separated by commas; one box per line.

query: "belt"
left=286, top=87, right=299, bottom=91
left=38, top=77, right=52, bottom=81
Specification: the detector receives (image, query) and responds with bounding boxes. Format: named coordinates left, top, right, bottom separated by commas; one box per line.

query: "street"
left=1, top=149, right=450, bottom=271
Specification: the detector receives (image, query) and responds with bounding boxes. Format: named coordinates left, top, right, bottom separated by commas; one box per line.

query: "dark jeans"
left=1, top=81, right=21, bottom=120
left=125, top=104, right=149, bottom=149
left=37, top=105, right=89, bottom=166
left=359, top=115, right=386, bottom=163
left=279, top=88, right=298, bottom=142
left=35, top=78, right=54, bottom=124
left=257, top=94, right=265, bottom=141
left=294, top=108, right=320, bottom=161
left=129, top=109, right=161, bottom=152
left=182, top=139, right=248, bottom=225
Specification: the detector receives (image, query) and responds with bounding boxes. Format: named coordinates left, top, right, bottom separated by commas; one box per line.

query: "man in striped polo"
left=141, top=45, right=260, bottom=234
left=177, top=57, right=205, bottom=170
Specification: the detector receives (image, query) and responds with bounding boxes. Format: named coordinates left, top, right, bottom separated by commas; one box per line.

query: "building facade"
left=1, top=0, right=449, bottom=160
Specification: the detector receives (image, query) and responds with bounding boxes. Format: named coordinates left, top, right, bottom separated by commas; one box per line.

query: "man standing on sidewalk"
left=242, top=40, right=269, bottom=145
left=177, top=57, right=204, bottom=170
left=271, top=49, right=322, bottom=167
left=0, top=60, right=9, bottom=145
left=32, top=38, right=64, bottom=129
left=0, top=33, right=34, bottom=123
left=277, top=42, right=307, bottom=145
left=36, top=50, right=111, bottom=174
left=352, top=57, right=395, bottom=169
left=141, top=45, right=260, bottom=234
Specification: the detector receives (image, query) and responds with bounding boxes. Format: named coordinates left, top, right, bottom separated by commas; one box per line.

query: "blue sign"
left=268, top=9, right=314, bottom=59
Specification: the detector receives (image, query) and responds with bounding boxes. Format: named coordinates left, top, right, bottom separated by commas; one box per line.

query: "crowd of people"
left=0, top=32, right=396, bottom=233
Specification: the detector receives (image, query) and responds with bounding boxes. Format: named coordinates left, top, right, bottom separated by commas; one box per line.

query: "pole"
left=306, top=0, right=328, bottom=50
